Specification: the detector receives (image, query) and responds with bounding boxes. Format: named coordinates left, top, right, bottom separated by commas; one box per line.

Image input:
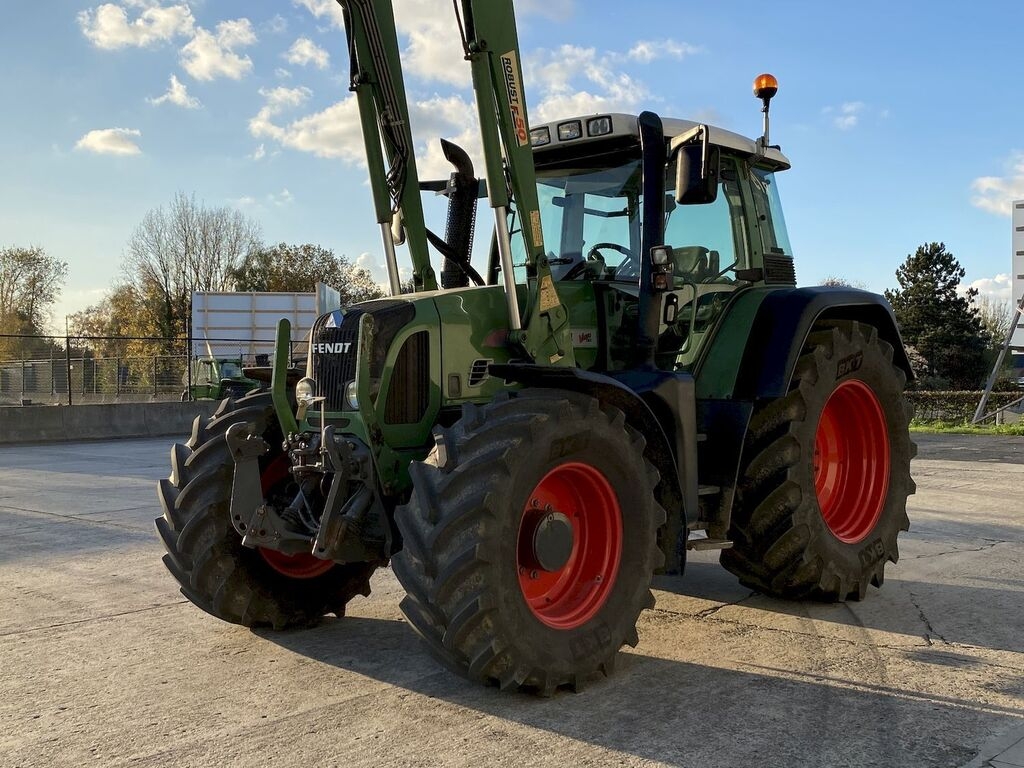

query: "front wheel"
left=392, top=390, right=665, bottom=694
left=721, top=320, right=915, bottom=601
left=155, top=391, right=377, bottom=629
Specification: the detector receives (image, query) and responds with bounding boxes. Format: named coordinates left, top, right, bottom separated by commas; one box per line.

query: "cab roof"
left=531, top=112, right=791, bottom=171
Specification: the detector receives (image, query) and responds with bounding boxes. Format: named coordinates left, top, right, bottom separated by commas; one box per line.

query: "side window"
left=750, top=168, right=793, bottom=256
left=664, top=158, right=749, bottom=282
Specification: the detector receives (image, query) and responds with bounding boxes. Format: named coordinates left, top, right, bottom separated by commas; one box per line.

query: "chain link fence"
left=0, top=335, right=273, bottom=406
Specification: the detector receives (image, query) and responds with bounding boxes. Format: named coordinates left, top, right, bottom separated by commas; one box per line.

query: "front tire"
left=392, top=390, right=665, bottom=693
left=155, top=391, right=376, bottom=629
left=721, top=321, right=915, bottom=601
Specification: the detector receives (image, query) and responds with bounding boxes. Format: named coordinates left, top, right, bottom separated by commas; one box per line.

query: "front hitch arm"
left=224, top=422, right=312, bottom=555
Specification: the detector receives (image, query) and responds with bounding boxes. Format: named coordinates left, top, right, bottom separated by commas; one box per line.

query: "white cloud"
left=627, top=40, right=701, bottom=64
left=180, top=19, right=257, bottom=81
left=249, top=88, right=481, bottom=178
left=230, top=189, right=295, bottom=212
left=971, top=153, right=1024, bottom=216
left=249, top=86, right=315, bottom=143
left=824, top=101, right=865, bottom=130
left=526, top=45, right=652, bottom=122
left=286, top=37, right=330, bottom=69
left=276, top=68, right=293, bottom=79
left=270, top=188, right=294, bottom=206
left=250, top=144, right=267, bottom=160
left=965, top=274, right=1014, bottom=303
left=147, top=74, right=201, bottom=108
left=394, top=0, right=470, bottom=87
left=264, top=15, right=288, bottom=35
left=75, top=128, right=143, bottom=156
left=78, top=2, right=194, bottom=49
left=291, top=0, right=344, bottom=28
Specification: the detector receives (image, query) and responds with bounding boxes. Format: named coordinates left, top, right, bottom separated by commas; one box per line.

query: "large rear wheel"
left=721, top=321, right=915, bottom=600
left=155, top=391, right=376, bottom=629
left=392, top=390, right=665, bottom=694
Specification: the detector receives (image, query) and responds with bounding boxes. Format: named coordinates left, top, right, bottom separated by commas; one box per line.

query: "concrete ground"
left=1, top=433, right=1023, bottom=768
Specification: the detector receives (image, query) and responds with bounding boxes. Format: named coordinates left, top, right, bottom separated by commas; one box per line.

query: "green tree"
left=230, top=243, right=385, bottom=305
left=884, top=242, right=989, bottom=389
left=819, top=275, right=867, bottom=289
left=0, top=245, right=68, bottom=358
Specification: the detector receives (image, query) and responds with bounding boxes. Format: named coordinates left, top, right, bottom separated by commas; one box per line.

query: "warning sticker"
left=530, top=210, right=544, bottom=250
left=538, top=274, right=560, bottom=312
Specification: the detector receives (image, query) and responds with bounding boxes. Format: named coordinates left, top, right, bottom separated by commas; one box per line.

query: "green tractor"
left=156, top=0, right=914, bottom=694
left=181, top=356, right=260, bottom=402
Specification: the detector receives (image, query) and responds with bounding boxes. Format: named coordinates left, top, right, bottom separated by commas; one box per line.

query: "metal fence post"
left=186, top=335, right=192, bottom=401
left=64, top=330, right=72, bottom=407
left=153, top=356, right=158, bottom=398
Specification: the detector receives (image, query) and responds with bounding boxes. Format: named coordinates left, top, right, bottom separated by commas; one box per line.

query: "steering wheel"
left=586, top=242, right=632, bottom=263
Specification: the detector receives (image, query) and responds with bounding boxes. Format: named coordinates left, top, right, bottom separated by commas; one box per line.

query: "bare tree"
left=123, top=192, right=261, bottom=341
left=974, top=294, right=1013, bottom=349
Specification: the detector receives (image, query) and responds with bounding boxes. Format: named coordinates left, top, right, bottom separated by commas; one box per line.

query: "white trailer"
left=190, top=286, right=339, bottom=361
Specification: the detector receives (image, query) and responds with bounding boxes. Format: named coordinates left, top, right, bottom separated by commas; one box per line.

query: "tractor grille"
left=764, top=252, right=797, bottom=285
left=384, top=331, right=430, bottom=424
left=311, top=300, right=415, bottom=411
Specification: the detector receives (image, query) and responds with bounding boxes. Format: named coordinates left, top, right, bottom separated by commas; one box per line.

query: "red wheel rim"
left=256, top=455, right=334, bottom=579
left=813, top=379, right=891, bottom=544
left=517, top=462, right=622, bottom=630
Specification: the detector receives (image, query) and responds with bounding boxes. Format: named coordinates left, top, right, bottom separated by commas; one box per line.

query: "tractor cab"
left=500, top=112, right=794, bottom=372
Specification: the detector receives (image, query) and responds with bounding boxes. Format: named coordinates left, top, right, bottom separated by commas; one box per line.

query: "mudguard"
left=733, top=287, right=913, bottom=400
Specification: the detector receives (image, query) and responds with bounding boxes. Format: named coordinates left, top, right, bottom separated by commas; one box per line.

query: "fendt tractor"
left=156, top=0, right=915, bottom=694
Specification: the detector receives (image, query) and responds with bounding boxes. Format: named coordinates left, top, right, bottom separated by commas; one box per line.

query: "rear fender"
left=734, top=287, right=913, bottom=401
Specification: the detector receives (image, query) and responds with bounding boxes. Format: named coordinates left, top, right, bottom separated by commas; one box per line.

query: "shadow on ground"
left=262, top=613, right=1020, bottom=768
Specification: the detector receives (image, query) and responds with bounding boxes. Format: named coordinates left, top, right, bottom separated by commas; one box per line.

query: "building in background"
left=1014, top=200, right=1024, bottom=369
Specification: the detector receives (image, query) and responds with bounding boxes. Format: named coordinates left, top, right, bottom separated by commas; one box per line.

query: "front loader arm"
left=458, top=1, right=574, bottom=366
left=338, top=0, right=437, bottom=293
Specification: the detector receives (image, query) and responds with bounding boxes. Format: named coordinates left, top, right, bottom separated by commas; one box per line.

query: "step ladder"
left=973, top=276, right=1024, bottom=424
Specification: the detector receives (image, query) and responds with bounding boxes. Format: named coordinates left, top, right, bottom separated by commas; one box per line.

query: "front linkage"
left=224, top=421, right=388, bottom=567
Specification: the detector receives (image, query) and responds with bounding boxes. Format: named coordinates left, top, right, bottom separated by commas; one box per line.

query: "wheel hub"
left=527, top=511, right=575, bottom=572
left=814, top=378, right=891, bottom=544
left=516, top=462, right=622, bottom=630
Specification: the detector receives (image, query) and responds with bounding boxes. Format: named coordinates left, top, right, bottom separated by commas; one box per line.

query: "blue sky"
left=3, top=0, right=1023, bottom=331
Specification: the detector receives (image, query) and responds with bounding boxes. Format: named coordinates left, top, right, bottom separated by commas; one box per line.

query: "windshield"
left=509, top=155, right=643, bottom=282
left=219, top=361, right=242, bottom=378
left=510, top=151, right=750, bottom=284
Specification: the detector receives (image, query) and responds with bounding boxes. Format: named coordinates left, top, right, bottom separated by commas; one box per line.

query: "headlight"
left=296, top=377, right=316, bottom=403
left=557, top=120, right=582, bottom=141
left=346, top=381, right=359, bottom=410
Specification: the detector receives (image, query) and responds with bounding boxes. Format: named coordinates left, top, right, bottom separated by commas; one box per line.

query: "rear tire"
left=155, top=390, right=376, bottom=629
left=392, top=390, right=665, bottom=694
left=721, top=321, right=915, bottom=601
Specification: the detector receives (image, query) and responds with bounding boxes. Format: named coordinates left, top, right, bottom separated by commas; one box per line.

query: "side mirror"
left=673, top=126, right=720, bottom=205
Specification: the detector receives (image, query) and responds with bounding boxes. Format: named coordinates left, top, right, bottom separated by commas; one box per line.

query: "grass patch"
left=910, top=419, right=1024, bottom=436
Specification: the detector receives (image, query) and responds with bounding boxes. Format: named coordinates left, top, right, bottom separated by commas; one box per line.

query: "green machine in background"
left=181, top=356, right=259, bottom=402
left=156, top=1, right=915, bottom=694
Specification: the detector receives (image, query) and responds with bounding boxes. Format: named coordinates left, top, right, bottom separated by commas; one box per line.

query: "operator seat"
left=673, top=246, right=710, bottom=282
